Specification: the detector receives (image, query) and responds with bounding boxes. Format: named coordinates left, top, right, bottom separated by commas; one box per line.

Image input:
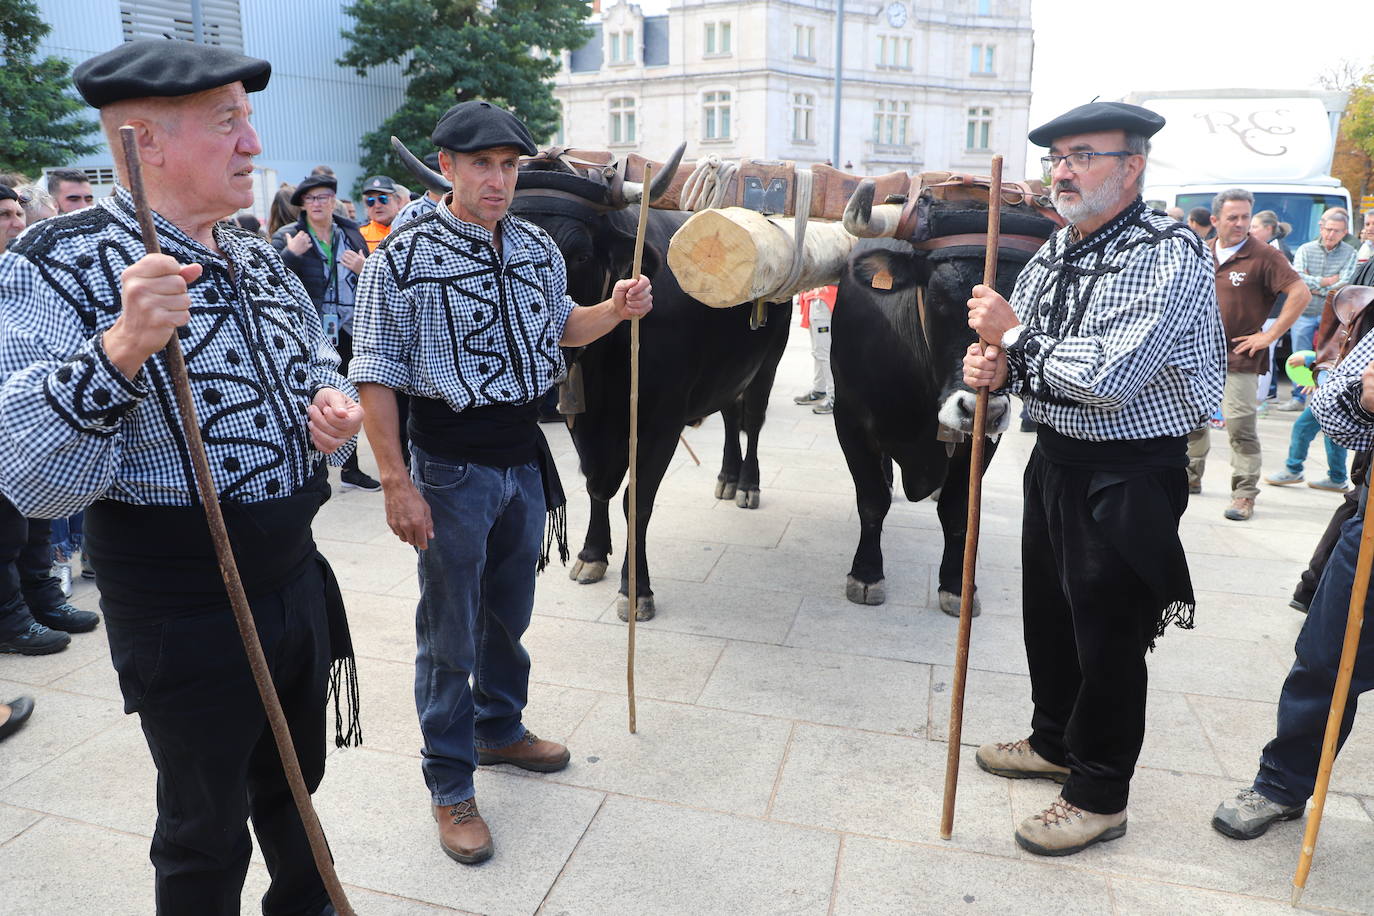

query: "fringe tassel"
left=1148, top=599, right=1196, bottom=651
left=328, top=655, right=363, bottom=748
left=538, top=502, right=569, bottom=574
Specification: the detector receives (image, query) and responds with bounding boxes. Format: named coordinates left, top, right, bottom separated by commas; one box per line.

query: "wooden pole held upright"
left=940, top=153, right=1003, bottom=841
left=117, top=126, right=355, bottom=916
left=1290, top=505, right=1371, bottom=905
left=627, top=164, right=653, bottom=734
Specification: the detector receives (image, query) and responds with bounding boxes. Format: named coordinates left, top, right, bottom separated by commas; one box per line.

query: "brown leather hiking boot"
left=975, top=738, right=1070, bottom=783
left=1015, top=795, right=1127, bottom=856
left=434, top=799, right=493, bottom=864
left=477, top=731, right=571, bottom=773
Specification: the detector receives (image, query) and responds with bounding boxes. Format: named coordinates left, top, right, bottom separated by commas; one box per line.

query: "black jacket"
left=271, top=213, right=368, bottom=312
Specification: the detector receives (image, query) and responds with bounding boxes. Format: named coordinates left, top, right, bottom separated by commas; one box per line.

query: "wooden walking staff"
left=626, top=163, right=654, bottom=734
left=940, top=153, right=1003, bottom=841
left=1291, top=509, right=1371, bottom=905
left=117, top=127, right=356, bottom=916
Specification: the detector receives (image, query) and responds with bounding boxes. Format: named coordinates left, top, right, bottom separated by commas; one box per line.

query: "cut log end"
left=666, top=209, right=766, bottom=308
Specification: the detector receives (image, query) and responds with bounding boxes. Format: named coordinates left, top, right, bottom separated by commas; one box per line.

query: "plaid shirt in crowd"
left=1313, top=327, right=1374, bottom=450
left=0, top=187, right=355, bottom=519
left=1293, top=238, right=1357, bottom=314
left=349, top=200, right=575, bottom=408
left=1004, top=199, right=1226, bottom=441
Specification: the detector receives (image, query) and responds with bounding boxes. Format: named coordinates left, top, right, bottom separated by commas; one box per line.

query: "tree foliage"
left=0, top=0, right=100, bottom=175
left=339, top=0, right=591, bottom=188
left=1332, top=73, right=1374, bottom=206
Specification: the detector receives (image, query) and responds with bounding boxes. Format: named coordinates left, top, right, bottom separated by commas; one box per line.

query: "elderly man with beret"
left=350, top=100, right=652, bottom=865
left=0, top=40, right=363, bottom=915
left=963, top=101, right=1226, bottom=855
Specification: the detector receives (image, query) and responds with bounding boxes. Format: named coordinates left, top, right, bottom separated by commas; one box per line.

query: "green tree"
left=339, top=0, right=591, bottom=189
left=0, top=0, right=99, bottom=175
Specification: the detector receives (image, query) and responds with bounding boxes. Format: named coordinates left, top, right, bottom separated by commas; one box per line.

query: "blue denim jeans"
left=411, top=445, right=544, bottom=805
left=1286, top=407, right=1347, bottom=483
left=50, top=511, right=83, bottom=559
left=1254, top=509, right=1374, bottom=806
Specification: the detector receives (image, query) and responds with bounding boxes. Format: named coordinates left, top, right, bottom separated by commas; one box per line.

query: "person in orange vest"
left=359, top=175, right=403, bottom=252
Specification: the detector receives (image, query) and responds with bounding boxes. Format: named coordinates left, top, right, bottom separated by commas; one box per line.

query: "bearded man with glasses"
left=963, top=101, right=1226, bottom=856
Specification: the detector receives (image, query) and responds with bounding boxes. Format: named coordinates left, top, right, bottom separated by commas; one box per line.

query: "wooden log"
left=667, top=207, right=857, bottom=308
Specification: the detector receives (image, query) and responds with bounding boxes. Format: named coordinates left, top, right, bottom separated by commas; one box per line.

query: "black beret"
left=430, top=101, right=538, bottom=157
left=0, top=185, right=17, bottom=203
left=290, top=175, right=337, bottom=206
left=362, top=175, right=398, bottom=194
left=73, top=39, right=271, bottom=109
left=1028, top=101, right=1165, bottom=148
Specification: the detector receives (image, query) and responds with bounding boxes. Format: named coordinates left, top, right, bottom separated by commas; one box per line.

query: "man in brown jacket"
left=1186, top=188, right=1310, bottom=520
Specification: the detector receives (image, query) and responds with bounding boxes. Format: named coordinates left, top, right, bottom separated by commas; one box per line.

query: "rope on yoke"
left=681, top=155, right=739, bottom=211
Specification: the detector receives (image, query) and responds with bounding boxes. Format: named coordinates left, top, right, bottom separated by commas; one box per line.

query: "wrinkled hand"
left=963, top=342, right=1008, bottom=391
left=285, top=230, right=312, bottom=256
left=308, top=388, right=363, bottom=454
left=1361, top=360, right=1374, bottom=413
left=385, top=480, right=434, bottom=550
left=612, top=275, right=653, bottom=320
left=340, top=248, right=366, bottom=274
left=1321, top=274, right=1340, bottom=287
left=966, top=284, right=1018, bottom=343
left=105, top=253, right=203, bottom=378
left=1231, top=332, right=1272, bottom=357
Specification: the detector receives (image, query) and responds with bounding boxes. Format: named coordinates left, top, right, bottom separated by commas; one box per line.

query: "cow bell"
left=937, top=424, right=966, bottom=457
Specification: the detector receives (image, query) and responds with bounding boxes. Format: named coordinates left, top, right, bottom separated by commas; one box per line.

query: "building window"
left=878, top=35, right=913, bottom=69
left=703, top=91, right=732, bottom=140
left=873, top=99, right=911, bottom=146
left=970, top=43, right=995, bottom=74
left=608, top=30, right=635, bottom=65
left=977, top=0, right=992, bottom=14
left=794, top=24, right=815, bottom=59
left=792, top=93, right=815, bottom=142
left=609, top=97, right=636, bottom=144
left=966, top=107, right=993, bottom=150
left=704, top=21, right=732, bottom=56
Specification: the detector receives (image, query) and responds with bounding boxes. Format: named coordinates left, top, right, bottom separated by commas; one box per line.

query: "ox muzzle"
left=937, top=388, right=1010, bottom=440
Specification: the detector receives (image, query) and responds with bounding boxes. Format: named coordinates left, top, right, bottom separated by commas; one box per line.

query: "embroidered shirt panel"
left=1003, top=200, right=1227, bottom=441
left=0, top=188, right=356, bottom=518
left=349, top=202, right=576, bottom=411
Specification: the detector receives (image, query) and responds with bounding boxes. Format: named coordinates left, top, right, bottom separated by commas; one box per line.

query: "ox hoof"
left=570, top=558, right=608, bottom=584
left=938, top=589, right=981, bottom=618
left=715, top=479, right=738, bottom=500
left=735, top=488, right=761, bottom=509
left=616, top=595, right=656, bottom=622
left=846, top=576, right=886, bottom=606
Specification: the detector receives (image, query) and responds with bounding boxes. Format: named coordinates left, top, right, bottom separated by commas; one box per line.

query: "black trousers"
left=105, top=561, right=332, bottom=916
left=0, top=495, right=64, bottom=639
left=1021, top=450, right=1171, bottom=814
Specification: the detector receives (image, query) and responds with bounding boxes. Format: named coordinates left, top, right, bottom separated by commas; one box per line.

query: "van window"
left=1176, top=192, right=1347, bottom=251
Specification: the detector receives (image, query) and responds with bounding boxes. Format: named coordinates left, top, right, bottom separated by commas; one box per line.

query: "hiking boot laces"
left=445, top=799, right=481, bottom=825
left=1037, top=797, right=1085, bottom=827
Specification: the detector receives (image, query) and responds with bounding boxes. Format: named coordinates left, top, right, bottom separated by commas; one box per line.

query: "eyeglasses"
left=301, top=193, right=335, bottom=204
left=1040, top=151, right=1135, bottom=180
left=364, top=194, right=391, bottom=206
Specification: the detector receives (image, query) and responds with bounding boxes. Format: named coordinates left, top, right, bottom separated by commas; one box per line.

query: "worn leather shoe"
left=1015, top=796, right=1127, bottom=856
left=1224, top=497, right=1254, bottom=521
left=477, top=731, right=571, bottom=773
left=0, top=696, right=35, bottom=742
left=434, top=800, right=493, bottom=864
left=975, top=738, right=1070, bottom=783
left=32, top=603, right=99, bottom=634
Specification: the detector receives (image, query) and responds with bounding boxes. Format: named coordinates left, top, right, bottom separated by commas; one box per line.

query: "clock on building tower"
left=886, top=2, right=908, bottom=27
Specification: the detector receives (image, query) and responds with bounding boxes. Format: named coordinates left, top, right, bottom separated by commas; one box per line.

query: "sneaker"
left=812, top=397, right=834, bottom=415
left=339, top=468, right=382, bottom=491
left=1015, top=795, right=1127, bottom=856
left=1307, top=477, right=1349, bottom=492
left=32, top=603, right=99, bottom=634
left=793, top=389, right=826, bottom=405
left=1224, top=497, right=1254, bottom=521
left=1277, top=398, right=1306, bottom=412
left=78, top=550, right=95, bottom=580
left=975, top=738, right=1070, bottom=783
left=0, top=621, right=71, bottom=656
left=1211, top=786, right=1304, bottom=840
left=1265, top=470, right=1304, bottom=486
left=52, top=562, right=73, bottom=598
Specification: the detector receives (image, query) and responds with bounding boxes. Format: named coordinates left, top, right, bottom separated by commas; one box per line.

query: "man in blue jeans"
left=1265, top=354, right=1348, bottom=491
left=350, top=101, right=653, bottom=865
left=1213, top=322, right=1374, bottom=840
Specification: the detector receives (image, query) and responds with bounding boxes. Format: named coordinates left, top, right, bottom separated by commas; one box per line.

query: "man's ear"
left=438, top=150, right=454, bottom=183
left=126, top=118, right=167, bottom=169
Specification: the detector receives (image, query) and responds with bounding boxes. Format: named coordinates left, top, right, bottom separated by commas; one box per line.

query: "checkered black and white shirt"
left=1313, top=328, right=1374, bottom=450
left=349, top=200, right=576, bottom=408
left=1004, top=199, right=1226, bottom=440
left=0, top=187, right=356, bottom=519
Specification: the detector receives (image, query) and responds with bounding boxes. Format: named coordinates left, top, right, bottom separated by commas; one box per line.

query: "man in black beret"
left=350, top=100, right=651, bottom=865
left=962, top=101, right=1227, bottom=855
left=0, top=39, right=364, bottom=915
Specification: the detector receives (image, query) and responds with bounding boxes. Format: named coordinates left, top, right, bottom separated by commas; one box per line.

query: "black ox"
left=832, top=182, right=1059, bottom=610
left=395, top=142, right=791, bottom=621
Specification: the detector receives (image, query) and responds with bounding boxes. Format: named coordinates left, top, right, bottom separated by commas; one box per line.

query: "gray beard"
left=1052, top=165, right=1129, bottom=226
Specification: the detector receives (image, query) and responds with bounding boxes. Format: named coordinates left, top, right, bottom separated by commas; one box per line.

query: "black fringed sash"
left=84, top=467, right=363, bottom=747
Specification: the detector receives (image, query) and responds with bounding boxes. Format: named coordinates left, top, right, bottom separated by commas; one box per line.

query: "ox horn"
left=391, top=135, right=451, bottom=194
left=843, top=179, right=904, bottom=239
left=616, top=142, right=686, bottom=207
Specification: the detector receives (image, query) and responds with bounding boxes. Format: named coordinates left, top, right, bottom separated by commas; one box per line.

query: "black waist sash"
left=1033, top=426, right=1195, bottom=645
left=408, top=397, right=569, bottom=571
left=84, top=468, right=362, bottom=746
